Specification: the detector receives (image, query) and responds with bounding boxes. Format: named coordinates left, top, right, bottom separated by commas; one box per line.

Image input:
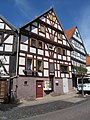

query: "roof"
left=0, top=15, right=18, bottom=32
left=86, top=56, right=90, bottom=66
left=65, top=26, right=76, bottom=40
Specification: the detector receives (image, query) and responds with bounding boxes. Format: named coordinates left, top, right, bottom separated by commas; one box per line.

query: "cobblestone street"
left=0, top=92, right=87, bottom=120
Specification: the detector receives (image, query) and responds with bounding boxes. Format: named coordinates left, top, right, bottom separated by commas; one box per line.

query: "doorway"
left=36, top=81, right=43, bottom=98
left=63, top=78, right=68, bottom=93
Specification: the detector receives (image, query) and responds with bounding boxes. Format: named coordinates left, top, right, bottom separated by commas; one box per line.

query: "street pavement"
left=0, top=90, right=87, bottom=120
left=19, top=96, right=90, bottom=120
left=18, top=90, right=86, bottom=107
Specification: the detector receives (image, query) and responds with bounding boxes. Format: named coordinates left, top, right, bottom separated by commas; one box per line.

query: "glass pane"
left=27, top=59, right=32, bottom=70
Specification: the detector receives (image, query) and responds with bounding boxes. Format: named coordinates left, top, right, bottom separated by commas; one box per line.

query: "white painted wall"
left=45, top=51, right=49, bottom=56
left=19, top=67, right=25, bottom=75
left=44, top=62, right=48, bottom=68
left=19, top=57, right=25, bottom=65
left=38, top=49, right=43, bottom=55
left=30, top=47, right=36, bottom=53
left=44, top=70, right=48, bottom=76
left=4, top=35, right=13, bottom=44
left=5, top=45, right=12, bottom=52
left=20, top=44, right=28, bottom=51
left=0, top=23, right=4, bottom=29
left=6, top=25, right=11, bottom=30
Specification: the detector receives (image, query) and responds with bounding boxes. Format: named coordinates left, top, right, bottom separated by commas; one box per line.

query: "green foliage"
left=74, top=65, right=87, bottom=77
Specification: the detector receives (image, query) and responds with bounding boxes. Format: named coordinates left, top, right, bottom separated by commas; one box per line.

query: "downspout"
left=14, top=29, right=20, bottom=99
left=16, top=29, right=20, bottom=76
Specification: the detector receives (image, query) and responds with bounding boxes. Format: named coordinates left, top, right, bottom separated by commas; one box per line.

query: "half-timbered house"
left=0, top=15, right=18, bottom=102
left=13, top=8, right=73, bottom=99
left=65, top=26, right=87, bottom=87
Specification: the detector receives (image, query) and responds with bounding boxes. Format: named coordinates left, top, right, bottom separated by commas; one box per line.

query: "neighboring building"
left=65, top=26, right=87, bottom=87
left=0, top=15, right=18, bottom=102
left=86, top=56, right=90, bottom=75
left=13, top=8, right=73, bottom=100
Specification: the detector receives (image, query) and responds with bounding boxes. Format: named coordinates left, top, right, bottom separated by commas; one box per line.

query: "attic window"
left=40, top=24, right=45, bottom=33
left=49, top=14, right=55, bottom=21
left=58, top=33, right=62, bottom=40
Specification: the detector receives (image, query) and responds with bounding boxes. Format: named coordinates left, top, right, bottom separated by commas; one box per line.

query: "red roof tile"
left=86, top=56, right=90, bottom=66
left=65, top=26, right=76, bottom=40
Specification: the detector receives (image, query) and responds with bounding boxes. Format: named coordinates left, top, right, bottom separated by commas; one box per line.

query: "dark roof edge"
left=0, top=15, right=18, bottom=32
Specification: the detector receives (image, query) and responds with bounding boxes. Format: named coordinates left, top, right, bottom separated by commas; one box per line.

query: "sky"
left=0, top=0, right=90, bottom=54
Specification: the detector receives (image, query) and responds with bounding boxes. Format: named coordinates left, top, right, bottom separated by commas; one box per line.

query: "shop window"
left=26, top=58, right=32, bottom=70
left=31, top=39, right=36, bottom=47
left=61, top=65, right=68, bottom=73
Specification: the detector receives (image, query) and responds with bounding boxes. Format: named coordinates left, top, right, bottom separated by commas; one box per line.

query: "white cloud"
left=78, top=5, right=90, bottom=54
left=14, top=0, right=34, bottom=18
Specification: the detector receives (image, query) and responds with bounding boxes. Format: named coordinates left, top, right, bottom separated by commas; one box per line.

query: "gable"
left=73, top=28, right=82, bottom=43
left=0, top=17, right=12, bottom=30
left=20, top=8, right=72, bottom=50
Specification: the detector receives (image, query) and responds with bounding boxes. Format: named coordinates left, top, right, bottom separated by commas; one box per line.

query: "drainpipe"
left=15, top=29, right=20, bottom=100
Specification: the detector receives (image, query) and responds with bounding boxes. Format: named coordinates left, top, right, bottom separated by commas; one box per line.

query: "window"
left=38, top=41, right=42, bottom=48
left=49, top=14, right=55, bottom=21
left=61, top=65, right=68, bottom=73
left=37, top=60, right=43, bottom=72
left=58, top=33, right=62, bottom=40
left=31, top=39, right=36, bottom=47
left=27, top=58, right=32, bottom=70
left=50, top=63, right=54, bottom=73
left=24, top=81, right=28, bottom=86
left=63, top=49, right=66, bottom=55
left=40, top=24, right=45, bottom=33
left=48, top=44, right=53, bottom=49
left=57, top=48, right=61, bottom=54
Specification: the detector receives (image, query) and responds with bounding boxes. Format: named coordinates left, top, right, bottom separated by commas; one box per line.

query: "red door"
left=36, top=81, right=43, bottom=98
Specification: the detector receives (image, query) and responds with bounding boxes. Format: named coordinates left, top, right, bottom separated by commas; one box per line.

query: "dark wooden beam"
left=20, top=29, right=72, bottom=50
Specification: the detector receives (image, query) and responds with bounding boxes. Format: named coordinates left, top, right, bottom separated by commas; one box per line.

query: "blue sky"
left=0, top=0, right=90, bottom=54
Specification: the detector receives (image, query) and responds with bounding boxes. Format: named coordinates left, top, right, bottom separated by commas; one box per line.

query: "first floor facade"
left=13, top=76, right=72, bottom=100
